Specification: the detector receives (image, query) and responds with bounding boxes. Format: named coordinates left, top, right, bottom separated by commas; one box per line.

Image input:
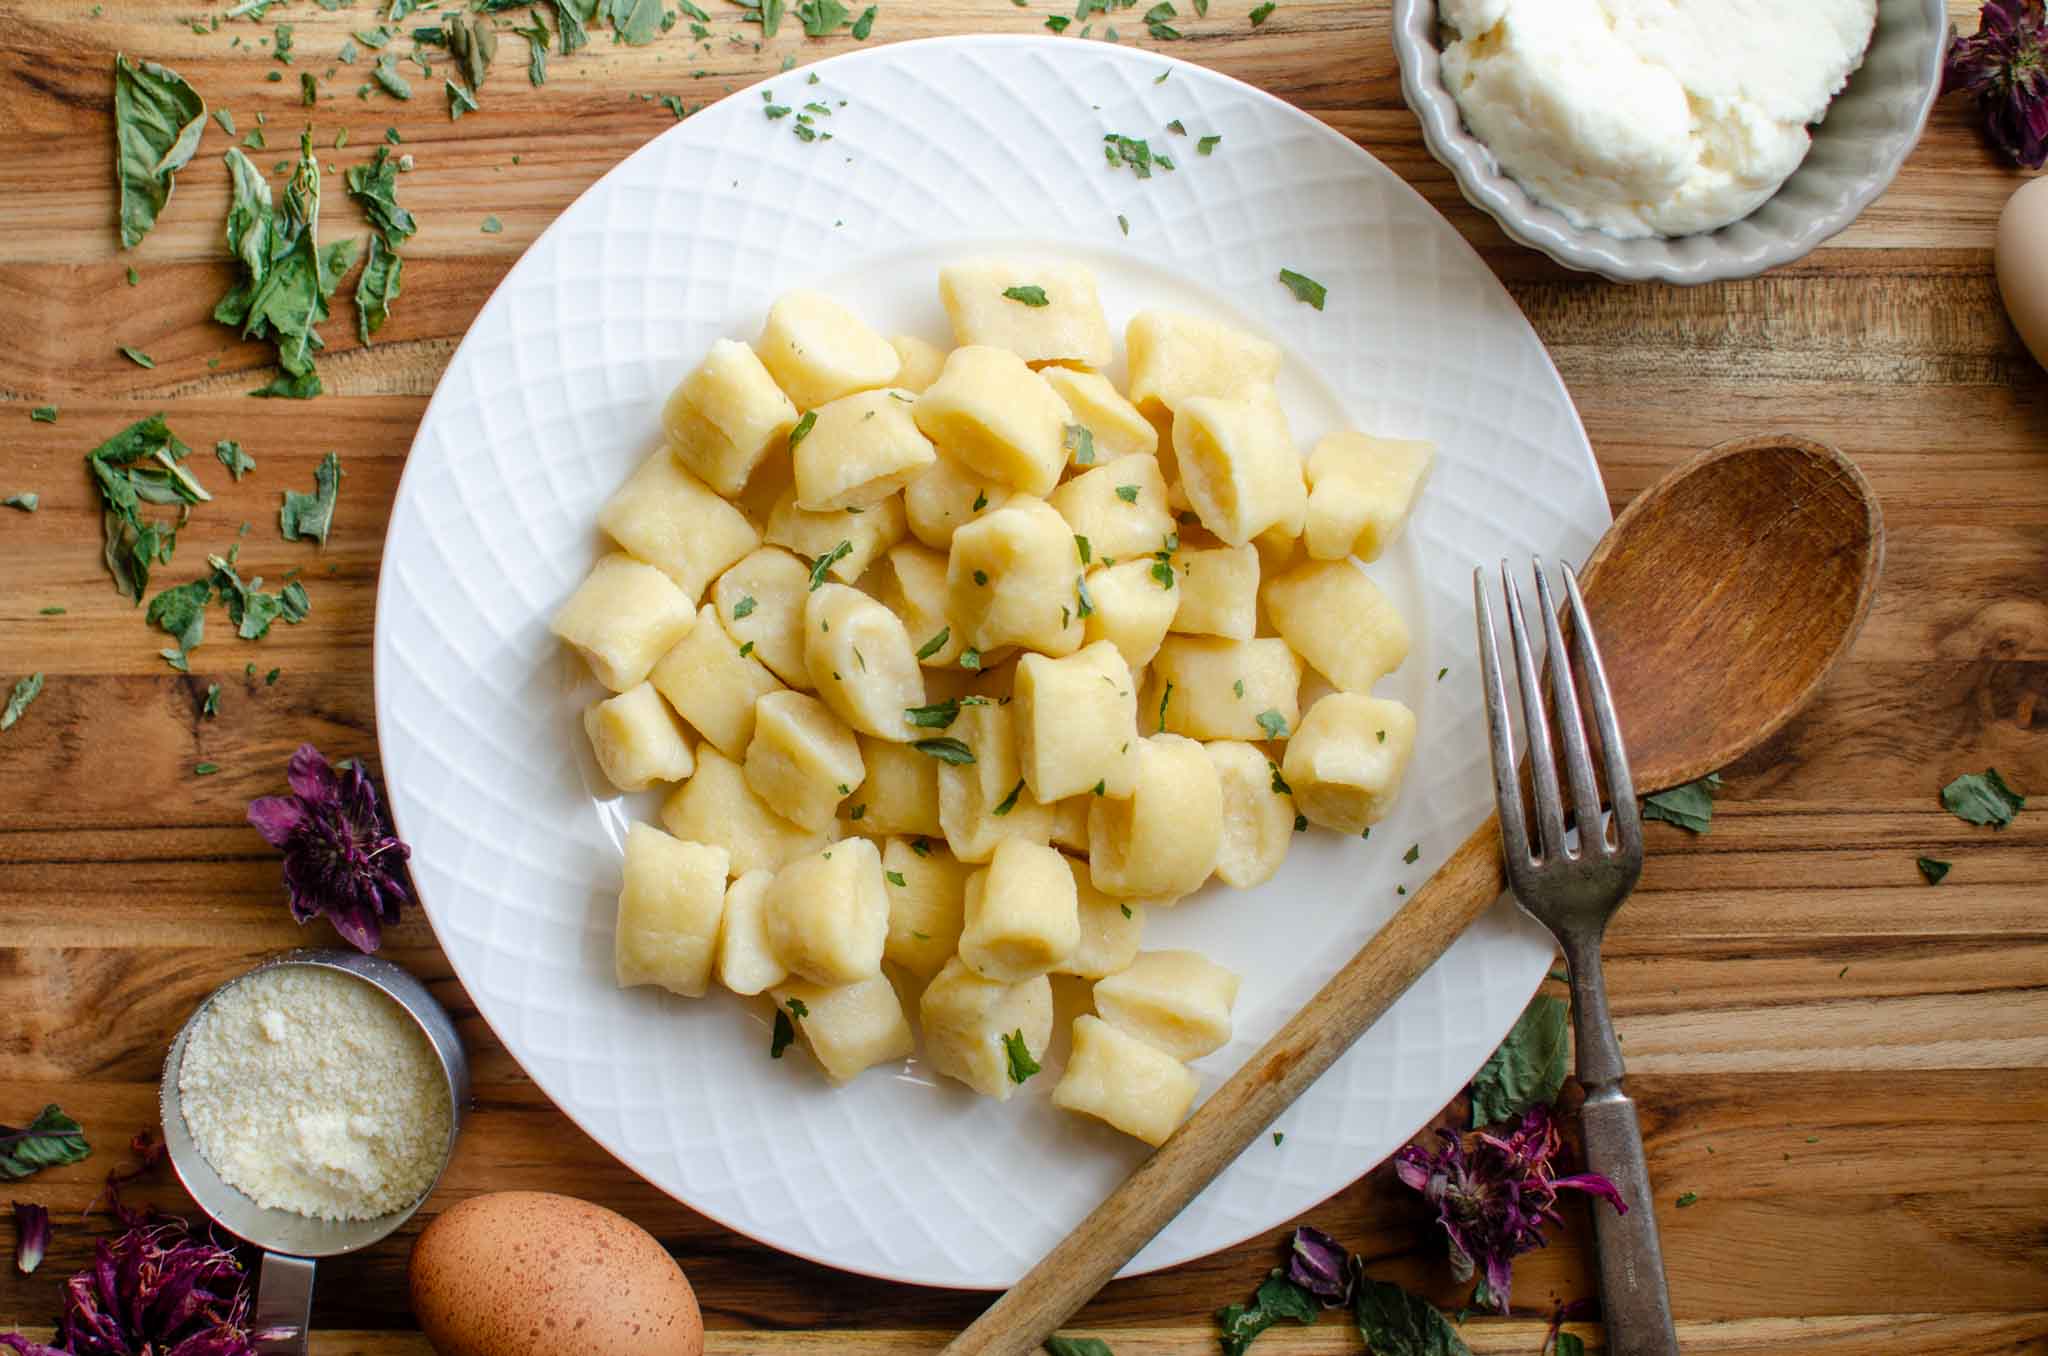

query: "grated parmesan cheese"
left=178, top=966, right=452, bottom=1221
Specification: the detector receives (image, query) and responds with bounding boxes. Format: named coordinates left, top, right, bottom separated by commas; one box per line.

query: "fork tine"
left=1474, top=568, right=1534, bottom=871
left=1532, top=562, right=1603, bottom=856
left=1501, top=560, right=1568, bottom=860
left=1561, top=561, right=1641, bottom=858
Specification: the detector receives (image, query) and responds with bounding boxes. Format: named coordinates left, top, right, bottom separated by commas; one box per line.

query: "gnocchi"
left=558, top=269, right=1430, bottom=1130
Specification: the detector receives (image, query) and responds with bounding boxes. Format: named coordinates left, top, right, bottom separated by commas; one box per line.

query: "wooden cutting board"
left=2, top=1, right=2043, bottom=1351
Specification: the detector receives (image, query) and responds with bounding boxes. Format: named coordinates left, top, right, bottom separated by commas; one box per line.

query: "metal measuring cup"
left=159, top=948, right=469, bottom=1356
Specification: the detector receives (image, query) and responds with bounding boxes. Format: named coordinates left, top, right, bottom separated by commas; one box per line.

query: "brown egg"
left=410, top=1192, right=703, bottom=1356
left=1995, top=176, right=2048, bottom=373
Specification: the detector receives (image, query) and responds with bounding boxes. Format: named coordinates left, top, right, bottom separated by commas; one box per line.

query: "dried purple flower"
left=1284, top=1225, right=1349, bottom=1306
left=1393, top=1104, right=1626, bottom=1314
left=2, top=1213, right=259, bottom=1356
left=248, top=744, right=413, bottom=953
left=12, top=1202, right=48, bottom=1275
left=1946, top=0, right=2048, bottom=169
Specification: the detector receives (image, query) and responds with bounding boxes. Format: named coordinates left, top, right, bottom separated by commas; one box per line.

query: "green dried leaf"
left=1941, top=768, right=2025, bottom=828
left=113, top=54, right=207, bottom=249
left=1216, top=1272, right=1317, bottom=1356
left=1003, top=284, right=1049, bottom=307
left=851, top=4, right=876, bottom=36
left=608, top=0, right=664, bottom=44
left=215, top=133, right=356, bottom=398
left=345, top=143, right=417, bottom=247
left=1278, top=268, right=1326, bottom=310
left=0, top=1105, right=90, bottom=1179
left=1916, top=856, right=1951, bottom=885
left=1468, top=993, right=1568, bottom=1127
left=912, top=736, right=975, bottom=765
left=2, top=674, right=45, bottom=733
left=1641, top=772, right=1722, bottom=833
left=1248, top=0, right=1273, bottom=22
left=1003, top=1029, right=1040, bottom=1083
left=796, top=0, right=849, bottom=33
left=354, top=233, right=403, bottom=345
left=1351, top=1274, right=1471, bottom=1356
left=4, top=493, right=37, bottom=513
left=280, top=451, right=343, bottom=545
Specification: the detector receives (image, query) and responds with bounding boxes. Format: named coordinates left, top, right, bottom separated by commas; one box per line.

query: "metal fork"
left=1476, top=559, right=1678, bottom=1356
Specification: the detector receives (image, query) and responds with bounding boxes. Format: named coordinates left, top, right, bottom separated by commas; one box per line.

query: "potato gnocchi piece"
left=920, top=956, right=1054, bottom=1101
left=1282, top=693, right=1418, bottom=834
left=1304, top=433, right=1435, bottom=563
left=1125, top=310, right=1283, bottom=416
left=744, top=690, right=865, bottom=831
left=1013, top=640, right=1139, bottom=803
left=615, top=823, right=729, bottom=998
left=1081, top=558, right=1181, bottom=670
left=1047, top=454, right=1174, bottom=563
left=804, top=583, right=927, bottom=740
left=1050, top=794, right=1092, bottom=854
left=1167, top=542, right=1260, bottom=640
left=1093, top=949, right=1240, bottom=1061
left=1261, top=559, right=1411, bottom=693
left=1149, top=636, right=1301, bottom=742
left=599, top=450, right=761, bottom=602
left=551, top=552, right=697, bottom=693
left=660, top=746, right=834, bottom=878
left=1172, top=394, right=1307, bottom=548
left=936, top=700, right=1058, bottom=863
left=1086, top=733, right=1222, bottom=900
left=793, top=388, right=937, bottom=512
left=583, top=682, right=696, bottom=793
left=913, top=345, right=1071, bottom=497
left=903, top=453, right=1012, bottom=551
left=845, top=736, right=943, bottom=838
left=712, top=546, right=815, bottom=690
left=1203, top=740, right=1296, bottom=889
left=1053, top=854, right=1145, bottom=981
left=772, top=972, right=913, bottom=1082
left=650, top=604, right=785, bottom=761
left=938, top=260, right=1114, bottom=369
left=867, top=542, right=967, bottom=669
left=757, top=289, right=901, bottom=409
left=714, top=870, right=787, bottom=996
left=763, top=486, right=908, bottom=584
left=879, top=836, right=970, bottom=979
left=888, top=334, right=949, bottom=394
left=947, top=495, right=1086, bottom=657
left=663, top=338, right=800, bottom=496
left=1052, top=1014, right=1198, bottom=1147
left=764, top=837, right=889, bottom=985
left=1042, top=367, right=1158, bottom=461
left=959, top=838, right=1081, bottom=982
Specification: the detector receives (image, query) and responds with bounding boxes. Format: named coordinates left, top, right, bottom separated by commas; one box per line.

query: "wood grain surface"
left=3, top=0, right=2045, bottom=1352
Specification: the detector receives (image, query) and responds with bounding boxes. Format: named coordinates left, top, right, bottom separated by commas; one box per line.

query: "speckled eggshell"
left=1996, top=176, right=2048, bottom=373
left=410, top=1192, right=703, bottom=1356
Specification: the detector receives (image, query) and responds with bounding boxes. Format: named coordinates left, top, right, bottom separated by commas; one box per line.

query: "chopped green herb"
left=266, top=667, right=281, bottom=684
left=1437, top=666, right=1448, bottom=681
left=770, top=1008, right=796, bottom=1058
left=885, top=869, right=907, bottom=887
left=1941, top=768, right=2025, bottom=828
left=280, top=451, right=343, bottom=545
left=1248, top=0, right=1274, bottom=21
left=1217, top=1273, right=1317, bottom=1354
left=1002, top=284, right=1051, bottom=307
left=1075, top=534, right=1093, bottom=564
left=1075, top=572, right=1095, bottom=618
left=194, top=762, right=221, bottom=776
left=959, top=647, right=982, bottom=670
left=446, top=77, right=480, bottom=119
left=38, top=607, right=64, bottom=616
left=1117, top=212, right=1129, bottom=235
left=910, top=838, right=931, bottom=857
left=1917, top=856, right=1951, bottom=885
left=1294, top=812, right=1307, bottom=832
left=1255, top=709, right=1287, bottom=740
left=738, top=640, right=755, bottom=657
left=29, top=407, right=56, bottom=423
left=1046, top=12, right=1070, bottom=29
left=1469, top=994, right=1568, bottom=1127
left=126, top=266, right=141, bottom=286
left=1115, top=484, right=1140, bottom=503
left=990, top=778, right=1026, bottom=816
left=3, top=493, right=37, bottom=513
left=1278, top=268, right=1326, bottom=310
left=904, top=698, right=970, bottom=729
left=1063, top=423, right=1096, bottom=466
left=1675, top=1191, right=1699, bottom=1208
left=1167, top=119, right=1186, bottom=135
left=214, top=108, right=238, bottom=136
left=85, top=413, right=209, bottom=602
left=660, top=93, right=688, bottom=119
left=113, top=55, right=207, bottom=250
left=2, top=674, right=44, bottom=732
left=1642, top=772, right=1723, bottom=833
left=917, top=627, right=951, bottom=660
left=731, top=595, right=758, bottom=620
left=219, top=133, right=358, bottom=399
left=119, top=345, right=156, bottom=369
left=972, top=490, right=990, bottom=512
left=373, top=53, right=414, bottom=98
left=788, top=409, right=818, bottom=449
left=480, top=213, right=503, bottom=233
left=1272, top=1131, right=1283, bottom=1146
left=809, top=539, right=853, bottom=588
left=1157, top=681, right=1173, bottom=732
left=851, top=3, right=876, bottom=36
left=796, top=0, right=849, bottom=32
left=1197, top=134, right=1221, bottom=155
left=912, top=736, right=975, bottom=765
left=1002, top=1029, right=1041, bottom=1083
left=202, top=682, right=222, bottom=718
left=1402, top=842, right=1419, bottom=864
left=1144, top=0, right=1179, bottom=37
left=1103, top=132, right=1173, bottom=178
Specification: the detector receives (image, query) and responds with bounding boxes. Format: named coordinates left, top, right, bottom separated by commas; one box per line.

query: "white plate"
left=375, top=34, right=1608, bottom=1288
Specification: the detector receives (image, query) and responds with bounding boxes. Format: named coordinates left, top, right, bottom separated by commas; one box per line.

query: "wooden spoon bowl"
left=942, top=434, right=1884, bottom=1356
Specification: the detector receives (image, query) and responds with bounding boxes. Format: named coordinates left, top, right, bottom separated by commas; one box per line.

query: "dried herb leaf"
left=0, top=1105, right=90, bottom=1180
left=1641, top=772, right=1722, bottom=833
left=214, top=439, right=256, bottom=479
left=280, top=450, right=343, bottom=544
left=113, top=54, right=207, bottom=249
left=1216, top=1272, right=1318, bottom=1356
left=1278, top=268, right=1326, bottom=310
left=1468, top=994, right=1568, bottom=1127
left=1003, top=284, right=1050, bottom=307
left=1002, top=1029, right=1040, bottom=1083
left=1351, top=1274, right=1472, bottom=1356
left=1941, top=767, right=2025, bottom=828
left=1916, top=856, right=1952, bottom=885
left=215, top=133, right=357, bottom=398
left=86, top=413, right=207, bottom=602
left=912, top=736, right=975, bottom=765
left=2, top=674, right=45, bottom=733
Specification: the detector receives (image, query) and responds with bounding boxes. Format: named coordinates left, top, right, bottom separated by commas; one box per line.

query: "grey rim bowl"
left=1392, top=0, right=1951, bottom=284
left=160, top=947, right=469, bottom=1259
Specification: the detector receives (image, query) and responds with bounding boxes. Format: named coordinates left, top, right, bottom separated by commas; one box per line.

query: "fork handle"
left=1566, top=944, right=1679, bottom=1356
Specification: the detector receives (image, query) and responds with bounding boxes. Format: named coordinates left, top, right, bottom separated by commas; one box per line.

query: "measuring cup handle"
left=252, top=1253, right=315, bottom=1356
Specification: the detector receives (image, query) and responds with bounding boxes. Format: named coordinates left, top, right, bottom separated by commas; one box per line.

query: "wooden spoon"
left=942, top=433, right=1882, bottom=1355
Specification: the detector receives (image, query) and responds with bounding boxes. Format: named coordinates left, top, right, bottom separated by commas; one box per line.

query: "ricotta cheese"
left=178, top=965, right=452, bottom=1221
left=1439, top=0, right=1879, bottom=239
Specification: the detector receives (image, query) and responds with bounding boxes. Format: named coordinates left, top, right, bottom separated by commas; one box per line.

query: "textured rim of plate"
left=374, top=33, right=1609, bottom=1287
left=1391, top=0, right=1949, bottom=285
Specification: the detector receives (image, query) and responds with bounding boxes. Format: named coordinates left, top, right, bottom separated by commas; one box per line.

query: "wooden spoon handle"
left=942, top=815, right=1507, bottom=1356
